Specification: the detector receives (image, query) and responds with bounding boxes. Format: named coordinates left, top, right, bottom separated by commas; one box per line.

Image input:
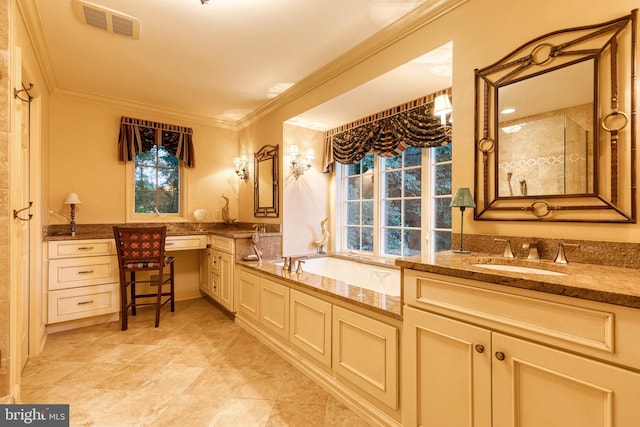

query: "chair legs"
left=120, top=266, right=175, bottom=331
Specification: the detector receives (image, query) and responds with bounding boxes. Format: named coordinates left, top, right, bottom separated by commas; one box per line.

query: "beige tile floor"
left=20, top=298, right=370, bottom=427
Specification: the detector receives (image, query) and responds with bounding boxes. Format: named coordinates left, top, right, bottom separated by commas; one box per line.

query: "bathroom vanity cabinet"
left=402, top=269, right=640, bottom=427
left=200, top=236, right=235, bottom=313
left=236, top=266, right=401, bottom=426
left=48, top=235, right=207, bottom=327
left=47, top=239, right=120, bottom=324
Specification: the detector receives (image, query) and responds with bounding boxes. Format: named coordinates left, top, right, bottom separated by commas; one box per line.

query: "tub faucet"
left=281, top=256, right=292, bottom=271
left=523, top=242, right=540, bottom=260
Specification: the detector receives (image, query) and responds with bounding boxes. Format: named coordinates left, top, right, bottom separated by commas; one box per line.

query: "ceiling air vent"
left=72, top=0, right=140, bottom=39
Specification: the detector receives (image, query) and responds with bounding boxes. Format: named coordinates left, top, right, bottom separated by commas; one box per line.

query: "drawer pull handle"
left=495, top=351, right=505, bottom=361
left=77, top=300, right=94, bottom=305
left=475, top=344, right=485, bottom=353
left=78, top=246, right=94, bottom=250
left=78, top=270, right=95, bottom=274
left=166, top=242, right=174, bottom=246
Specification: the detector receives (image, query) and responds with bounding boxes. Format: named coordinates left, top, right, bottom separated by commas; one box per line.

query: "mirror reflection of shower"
left=498, top=107, right=592, bottom=197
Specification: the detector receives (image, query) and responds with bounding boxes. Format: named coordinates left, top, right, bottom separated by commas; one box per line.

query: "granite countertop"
left=43, top=223, right=282, bottom=241
left=238, top=259, right=402, bottom=321
left=396, top=251, right=640, bottom=310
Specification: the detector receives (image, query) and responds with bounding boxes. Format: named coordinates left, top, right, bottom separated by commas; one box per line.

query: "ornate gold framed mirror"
left=474, top=9, right=637, bottom=222
left=254, top=144, right=279, bottom=217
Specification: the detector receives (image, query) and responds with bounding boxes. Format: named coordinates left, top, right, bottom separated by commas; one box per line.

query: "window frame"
left=336, top=147, right=452, bottom=258
left=125, top=147, right=190, bottom=223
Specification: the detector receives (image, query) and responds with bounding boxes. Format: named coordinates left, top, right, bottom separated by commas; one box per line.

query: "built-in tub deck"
left=239, top=254, right=402, bottom=320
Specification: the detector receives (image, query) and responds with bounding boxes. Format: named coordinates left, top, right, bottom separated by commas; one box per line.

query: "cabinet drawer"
left=405, top=270, right=615, bottom=356
left=211, top=236, right=234, bottom=253
left=48, top=239, right=115, bottom=258
left=48, top=283, right=120, bottom=324
left=165, top=235, right=207, bottom=251
left=49, top=255, right=118, bottom=290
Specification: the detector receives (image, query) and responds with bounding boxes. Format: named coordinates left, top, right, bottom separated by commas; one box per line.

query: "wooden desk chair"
left=113, top=226, right=175, bottom=330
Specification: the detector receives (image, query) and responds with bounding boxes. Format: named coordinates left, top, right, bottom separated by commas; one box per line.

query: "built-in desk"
left=44, top=224, right=282, bottom=330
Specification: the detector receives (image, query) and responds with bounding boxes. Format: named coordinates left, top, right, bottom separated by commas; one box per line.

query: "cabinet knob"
left=474, top=344, right=485, bottom=353
left=495, top=351, right=505, bottom=361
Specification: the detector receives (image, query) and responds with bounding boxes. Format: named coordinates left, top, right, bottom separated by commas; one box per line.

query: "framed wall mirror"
left=474, top=9, right=636, bottom=222
left=254, top=144, right=279, bottom=217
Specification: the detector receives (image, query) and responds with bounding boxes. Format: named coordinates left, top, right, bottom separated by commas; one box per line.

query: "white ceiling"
left=24, top=0, right=452, bottom=128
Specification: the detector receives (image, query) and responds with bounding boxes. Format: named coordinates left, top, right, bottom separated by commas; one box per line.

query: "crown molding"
left=52, top=87, right=238, bottom=130
left=237, top=0, right=468, bottom=129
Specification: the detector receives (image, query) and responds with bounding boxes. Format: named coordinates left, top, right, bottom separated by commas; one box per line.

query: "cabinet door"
left=492, top=333, right=640, bottom=427
left=259, top=278, right=289, bottom=340
left=332, top=306, right=398, bottom=410
left=290, top=289, right=332, bottom=368
left=217, top=251, right=234, bottom=312
left=403, top=307, right=492, bottom=427
left=237, top=269, right=260, bottom=322
left=199, top=250, right=211, bottom=294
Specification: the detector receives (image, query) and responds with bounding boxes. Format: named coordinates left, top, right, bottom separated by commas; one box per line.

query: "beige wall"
left=239, top=0, right=640, bottom=245
left=282, top=123, right=331, bottom=255
left=48, top=97, right=240, bottom=225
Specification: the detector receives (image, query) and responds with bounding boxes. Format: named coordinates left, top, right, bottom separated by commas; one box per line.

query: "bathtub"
left=276, top=256, right=400, bottom=297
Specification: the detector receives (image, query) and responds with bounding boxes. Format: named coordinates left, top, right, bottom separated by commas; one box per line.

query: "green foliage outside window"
left=134, top=146, right=180, bottom=214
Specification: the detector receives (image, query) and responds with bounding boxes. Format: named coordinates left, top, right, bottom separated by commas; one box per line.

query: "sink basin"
left=472, top=263, right=566, bottom=276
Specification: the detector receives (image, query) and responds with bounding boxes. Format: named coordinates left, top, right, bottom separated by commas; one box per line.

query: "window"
left=344, top=154, right=375, bottom=251
left=381, top=146, right=422, bottom=256
left=339, top=146, right=452, bottom=257
left=431, top=145, right=453, bottom=252
left=134, top=146, right=179, bottom=213
left=126, top=146, right=188, bottom=222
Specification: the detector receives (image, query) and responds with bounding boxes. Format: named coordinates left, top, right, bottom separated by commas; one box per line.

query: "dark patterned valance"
left=325, top=90, right=451, bottom=165
left=118, top=116, right=196, bottom=167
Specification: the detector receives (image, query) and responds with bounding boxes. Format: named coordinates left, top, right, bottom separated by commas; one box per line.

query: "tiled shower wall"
left=0, top=0, right=10, bottom=398
left=498, top=103, right=593, bottom=197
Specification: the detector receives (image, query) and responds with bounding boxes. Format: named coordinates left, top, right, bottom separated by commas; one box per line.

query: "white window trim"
left=335, top=149, right=430, bottom=259
left=125, top=159, right=190, bottom=223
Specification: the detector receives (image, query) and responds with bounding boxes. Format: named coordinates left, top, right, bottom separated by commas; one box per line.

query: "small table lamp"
left=450, top=188, right=476, bottom=254
left=64, top=193, right=82, bottom=236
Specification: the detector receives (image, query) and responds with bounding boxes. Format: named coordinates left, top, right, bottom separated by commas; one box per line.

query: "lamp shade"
left=450, top=188, right=476, bottom=208
left=433, top=93, right=453, bottom=116
left=63, top=193, right=82, bottom=205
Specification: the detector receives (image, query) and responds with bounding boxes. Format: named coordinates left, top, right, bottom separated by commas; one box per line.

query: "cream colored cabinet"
left=236, top=266, right=401, bottom=425
left=259, top=278, right=289, bottom=340
left=332, top=306, right=398, bottom=410
left=201, top=236, right=235, bottom=312
left=290, top=289, right=332, bottom=368
left=47, top=239, right=120, bottom=324
left=237, top=269, right=260, bottom=321
left=493, top=333, right=640, bottom=427
left=403, top=269, right=640, bottom=427
left=403, top=306, right=491, bottom=427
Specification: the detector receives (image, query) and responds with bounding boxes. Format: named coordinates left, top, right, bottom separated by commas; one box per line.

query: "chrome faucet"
left=523, top=242, right=540, bottom=260
left=554, top=243, right=580, bottom=264
left=281, top=256, right=292, bottom=271
left=495, top=238, right=515, bottom=258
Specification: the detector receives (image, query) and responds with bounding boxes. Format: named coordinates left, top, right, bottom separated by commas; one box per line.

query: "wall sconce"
left=433, top=92, right=453, bottom=132
left=63, top=192, right=82, bottom=236
left=290, top=144, right=314, bottom=179
left=449, top=187, right=475, bottom=254
left=234, top=155, right=249, bottom=181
